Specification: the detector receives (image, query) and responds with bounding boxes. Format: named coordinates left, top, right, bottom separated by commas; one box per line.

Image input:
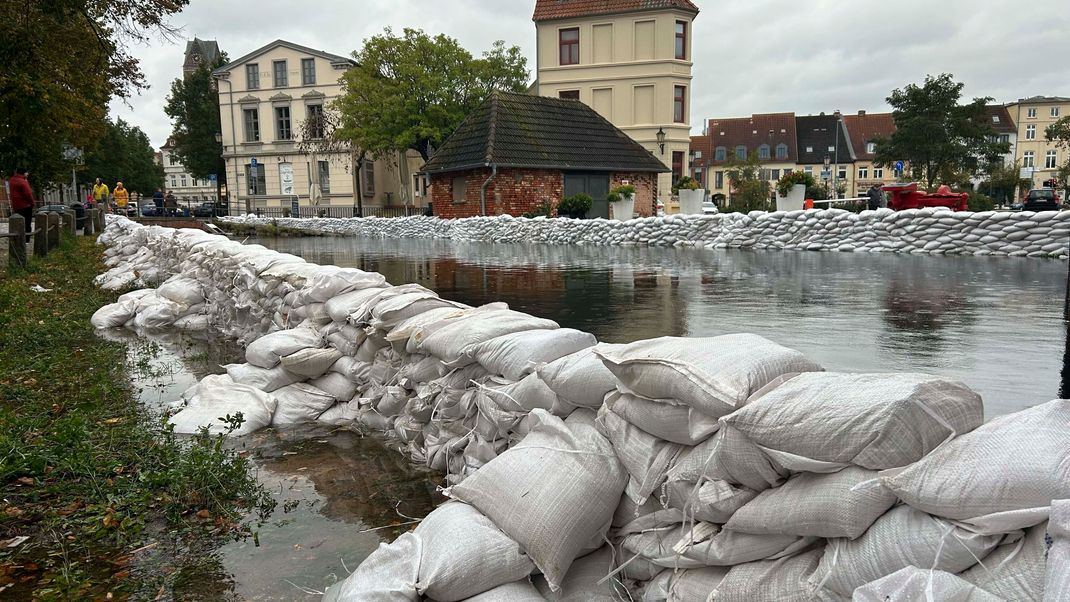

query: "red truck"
left=881, top=183, right=969, bottom=211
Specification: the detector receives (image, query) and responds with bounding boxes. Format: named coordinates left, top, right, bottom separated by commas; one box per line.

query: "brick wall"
left=611, top=172, right=659, bottom=217
left=431, top=168, right=563, bottom=219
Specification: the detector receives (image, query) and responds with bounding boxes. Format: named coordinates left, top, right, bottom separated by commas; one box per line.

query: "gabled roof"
left=795, top=114, right=855, bottom=164
left=842, top=111, right=896, bottom=160
left=184, top=39, right=220, bottom=66
left=212, top=39, right=355, bottom=76
left=701, top=113, right=798, bottom=165
left=983, top=105, right=1017, bottom=135
left=422, top=92, right=669, bottom=174
left=533, top=0, right=698, bottom=21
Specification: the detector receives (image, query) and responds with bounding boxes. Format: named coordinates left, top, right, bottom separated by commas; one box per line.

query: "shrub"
left=673, top=176, right=699, bottom=193
left=611, top=184, right=636, bottom=197
left=606, top=191, right=621, bottom=203
left=557, top=193, right=592, bottom=216
left=522, top=199, right=554, bottom=218
left=967, top=191, right=995, bottom=212
left=776, top=171, right=817, bottom=197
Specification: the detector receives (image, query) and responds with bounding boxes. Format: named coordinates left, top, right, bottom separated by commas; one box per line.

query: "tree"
left=979, top=161, right=1030, bottom=206
left=164, top=54, right=229, bottom=181
left=873, top=74, right=1010, bottom=189
left=724, top=152, right=771, bottom=213
left=0, top=0, right=186, bottom=185
left=1047, top=116, right=1070, bottom=197
left=82, top=118, right=164, bottom=196
left=333, top=28, right=529, bottom=162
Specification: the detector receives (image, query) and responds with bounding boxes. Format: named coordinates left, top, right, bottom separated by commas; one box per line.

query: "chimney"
left=858, top=110, right=866, bottom=116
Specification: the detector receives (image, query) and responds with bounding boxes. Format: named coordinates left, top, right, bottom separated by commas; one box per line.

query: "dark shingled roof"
left=702, top=113, right=798, bottom=166
left=422, top=92, right=669, bottom=174
left=533, top=0, right=699, bottom=21
left=795, top=114, right=855, bottom=164
left=983, top=105, right=1017, bottom=135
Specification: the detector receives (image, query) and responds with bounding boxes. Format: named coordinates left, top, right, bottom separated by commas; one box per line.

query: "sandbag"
left=709, top=548, right=825, bottom=602
left=157, top=275, right=204, bottom=306
left=960, top=520, right=1048, bottom=601
left=225, top=363, right=304, bottom=393
left=132, top=297, right=184, bottom=329
left=168, top=374, right=277, bottom=436
left=667, top=425, right=787, bottom=492
left=853, top=566, right=1003, bottom=602
left=270, top=383, right=336, bottom=425
left=594, top=334, right=823, bottom=418
left=301, top=267, right=386, bottom=303
left=324, top=531, right=420, bottom=601
left=666, top=567, right=729, bottom=601
left=173, top=314, right=210, bottom=330
left=534, top=546, right=625, bottom=601
left=810, top=505, right=1002, bottom=597
left=414, top=502, right=535, bottom=602
left=605, top=390, right=719, bottom=446
left=477, top=373, right=560, bottom=414
left=91, top=302, right=135, bottom=328
left=466, top=328, right=597, bottom=381
left=535, top=346, right=620, bottom=410
left=598, top=405, right=682, bottom=504
left=881, top=399, right=1070, bottom=534
left=448, top=409, right=627, bottom=592
left=663, top=478, right=757, bottom=525
left=280, top=347, right=343, bottom=378
left=309, top=372, right=358, bottom=401
left=724, top=372, right=983, bottom=471
left=317, top=401, right=358, bottom=425
left=460, top=580, right=545, bottom=602
left=624, top=523, right=809, bottom=568
left=420, top=309, right=559, bottom=366
left=324, top=287, right=388, bottom=323
left=725, top=466, right=896, bottom=539
left=1047, top=500, right=1070, bottom=602
left=371, top=292, right=463, bottom=331
left=245, top=327, right=323, bottom=368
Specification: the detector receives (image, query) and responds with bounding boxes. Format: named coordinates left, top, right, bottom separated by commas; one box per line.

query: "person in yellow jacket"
left=92, top=178, right=110, bottom=207
left=113, top=181, right=129, bottom=212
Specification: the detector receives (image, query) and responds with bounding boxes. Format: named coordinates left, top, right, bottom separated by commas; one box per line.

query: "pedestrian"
left=867, top=184, right=883, bottom=211
left=152, top=187, right=164, bottom=215
left=803, top=198, right=815, bottom=210
left=92, top=178, right=109, bottom=210
left=113, top=181, right=129, bottom=214
left=164, top=190, right=177, bottom=216
left=9, top=167, right=35, bottom=242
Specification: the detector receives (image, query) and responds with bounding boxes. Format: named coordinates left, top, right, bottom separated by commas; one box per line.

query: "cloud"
left=111, top=0, right=1070, bottom=147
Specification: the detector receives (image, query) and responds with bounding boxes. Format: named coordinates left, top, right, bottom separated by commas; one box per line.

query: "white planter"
left=776, top=184, right=807, bottom=211
left=678, top=189, right=705, bottom=214
left=610, top=194, right=635, bottom=221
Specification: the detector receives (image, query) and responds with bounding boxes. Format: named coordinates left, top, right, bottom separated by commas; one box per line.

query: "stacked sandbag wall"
left=92, top=215, right=1070, bottom=601
left=220, top=207, right=1070, bottom=258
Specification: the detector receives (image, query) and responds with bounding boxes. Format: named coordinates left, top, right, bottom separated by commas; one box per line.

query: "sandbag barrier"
left=220, top=207, right=1070, bottom=258
left=91, top=215, right=1070, bottom=601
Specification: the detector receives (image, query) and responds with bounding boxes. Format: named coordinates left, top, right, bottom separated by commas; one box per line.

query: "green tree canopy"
left=1047, top=116, right=1070, bottom=195
left=724, top=152, right=772, bottom=213
left=164, top=54, right=229, bottom=181
left=873, top=74, right=1010, bottom=189
left=333, top=28, right=529, bottom=161
left=82, top=118, right=164, bottom=195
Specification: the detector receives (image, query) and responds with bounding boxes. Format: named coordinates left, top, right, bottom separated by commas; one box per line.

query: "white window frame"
left=1026, top=124, right=1036, bottom=140
left=858, top=166, right=868, bottom=179
left=873, top=167, right=884, bottom=179
left=1023, top=151, right=1035, bottom=168
left=866, top=141, right=877, bottom=154
left=1027, top=108, right=1037, bottom=118
left=1052, top=107, right=1061, bottom=118
left=1046, top=150, right=1058, bottom=169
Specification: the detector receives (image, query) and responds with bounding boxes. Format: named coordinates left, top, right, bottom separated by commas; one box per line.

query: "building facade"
left=532, top=0, right=699, bottom=206
left=1008, top=96, right=1070, bottom=191
left=159, top=139, right=216, bottom=202
left=183, top=39, right=220, bottom=78
left=213, top=39, right=424, bottom=213
left=795, top=113, right=856, bottom=198
left=842, top=111, right=901, bottom=196
left=690, top=113, right=798, bottom=204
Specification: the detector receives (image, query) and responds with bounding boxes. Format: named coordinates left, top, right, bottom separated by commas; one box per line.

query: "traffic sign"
left=250, top=158, right=258, bottom=168
left=894, top=160, right=904, bottom=172
left=820, top=169, right=831, bottom=180
left=208, top=174, right=217, bottom=182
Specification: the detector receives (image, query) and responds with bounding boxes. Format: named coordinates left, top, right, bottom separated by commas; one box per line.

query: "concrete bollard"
left=62, top=211, right=75, bottom=237
left=7, top=214, right=27, bottom=268
left=85, top=210, right=96, bottom=235
left=47, top=212, right=60, bottom=250
left=33, top=213, right=47, bottom=257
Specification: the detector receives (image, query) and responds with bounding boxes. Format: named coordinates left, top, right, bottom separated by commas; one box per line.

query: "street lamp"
left=823, top=154, right=831, bottom=198
left=656, top=127, right=666, bottom=155
left=832, top=110, right=842, bottom=199
left=214, top=132, right=225, bottom=215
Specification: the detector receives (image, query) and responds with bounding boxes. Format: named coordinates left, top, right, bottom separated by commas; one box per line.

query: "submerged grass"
left=0, top=236, right=274, bottom=599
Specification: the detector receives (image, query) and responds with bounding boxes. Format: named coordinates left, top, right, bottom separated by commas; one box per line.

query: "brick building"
left=422, top=91, right=668, bottom=219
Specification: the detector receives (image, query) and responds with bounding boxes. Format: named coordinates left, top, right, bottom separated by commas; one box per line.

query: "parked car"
left=192, top=201, right=218, bottom=218
left=139, top=204, right=159, bottom=217
left=701, top=200, right=718, bottom=214
left=36, top=203, right=87, bottom=229
left=1021, top=188, right=1060, bottom=212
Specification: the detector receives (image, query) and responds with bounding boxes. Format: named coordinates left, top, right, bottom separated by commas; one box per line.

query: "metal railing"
left=2, top=208, right=104, bottom=268
left=247, top=205, right=424, bottom=219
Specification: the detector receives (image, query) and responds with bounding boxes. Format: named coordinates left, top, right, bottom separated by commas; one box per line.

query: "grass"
left=0, top=236, right=275, bottom=599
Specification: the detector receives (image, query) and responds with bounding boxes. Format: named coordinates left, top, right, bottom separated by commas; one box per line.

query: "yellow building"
left=213, top=39, right=424, bottom=214
left=1007, top=96, right=1070, bottom=191
left=532, top=0, right=699, bottom=207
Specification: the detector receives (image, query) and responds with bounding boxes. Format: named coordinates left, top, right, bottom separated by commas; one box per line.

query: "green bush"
left=606, top=191, right=621, bottom=203
left=611, top=184, right=636, bottom=197
left=967, top=191, right=995, bottom=212
left=775, top=171, right=816, bottom=197
left=522, top=199, right=554, bottom=218
left=557, top=193, right=593, bottom=216
left=672, top=176, right=699, bottom=193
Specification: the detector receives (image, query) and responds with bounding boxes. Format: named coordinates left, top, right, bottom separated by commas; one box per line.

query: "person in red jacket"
left=9, top=167, right=35, bottom=242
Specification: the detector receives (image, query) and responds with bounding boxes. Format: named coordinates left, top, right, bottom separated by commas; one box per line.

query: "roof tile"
left=533, top=0, right=698, bottom=21
left=842, top=112, right=896, bottom=160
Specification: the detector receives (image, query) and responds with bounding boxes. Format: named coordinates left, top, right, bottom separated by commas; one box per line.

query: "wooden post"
left=62, top=210, right=75, bottom=237
left=8, top=214, right=26, bottom=268
left=47, top=212, right=60, bottom=250
left=84, top=209, right=95, bottom=235
left=33, top=213, right=47, bottom=257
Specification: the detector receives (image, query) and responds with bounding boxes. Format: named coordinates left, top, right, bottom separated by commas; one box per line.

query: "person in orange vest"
left=803, top=198, right=815, bottom=210
left=113, top=181, right=129, bottom=213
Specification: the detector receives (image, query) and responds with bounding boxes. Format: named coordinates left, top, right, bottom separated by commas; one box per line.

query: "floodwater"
left=256, top=236, right=1070, bottom=417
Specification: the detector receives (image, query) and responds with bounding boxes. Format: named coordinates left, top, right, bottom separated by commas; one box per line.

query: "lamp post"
left=214, top=132, right=226, bottom=216
left=656, top=127, right=666, bottom=155
left=832, top=110, right=842, bottom=199
left=823, top=154, right=831, bottom=199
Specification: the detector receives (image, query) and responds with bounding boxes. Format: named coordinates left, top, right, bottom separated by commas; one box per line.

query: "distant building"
left=532, top=0, right=700, bottom=207
left=842, top=110, right=900, bottom=196
left=422, top=92, right=668, bottom=218
left=160, top=138, right=216, bottom=203
left=690, top=113, right=798, bottom=204
left=183, top=38, right=221, bottom=78
left=1007, top=96, right=1069, bottom=190
left=795, top=113, right=855, bottom=198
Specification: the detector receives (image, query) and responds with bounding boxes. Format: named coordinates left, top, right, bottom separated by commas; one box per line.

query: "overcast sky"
left=112, top=0, right=1070, bottom=149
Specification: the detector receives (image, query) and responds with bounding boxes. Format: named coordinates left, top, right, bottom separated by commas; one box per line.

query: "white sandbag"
left=386, top=306, right=465, bottom=346
left=448, top=409, right=627, bottom=592
left=325, top=531, right=420, bottom=601
left=309, top=372, right=358, bottom=401
left=173, top=314, right=210, bottom=330
left=329, top=356, right=372, bottom=383
left=157, top=275, right=204, bottom=306
left=667, top=567, right=729, bottom=601
left=302, top=267, right=386, bottom=303
left=419, top=309, right=558, bottom=366
left=853, top=566, right=1003, bottom=602
left=326, top=325, right=367, bottom=356
left=535, top=546, right=626, bottom=601
left=882, top=398, right=1070, bottom=534
left=724, top=372, right=983, bottom=470
left=624, top=523, right=808, bottom=568
left=811, top=505, right=1002, bottom=597
left=605, top=390, right=719, bottom=446
left=168, top=374, right=277, bottom=436
left=414, top=502, right=535, bottom=602
left=725, top=466, right=896, bottom=539
left=317, top=401, right=358, bottom=425
left=598, top=405, right=682, bottom=504
left=667, top=425, right=787, bottom=492
left=663, top=478, right=757, bottom=524
left=460, top=580, right=545, bottom=602
left=132, top=297, right=184, bottom=329
left=245, top=327, right=323, bottom=368
left=642, top=571, right=672, bottom=602
left=91, top=303, right=135, bottom=328
left=279, top=347, right=343, bottom=378
left=396, top=355, right=448, bottom=387
left=960, top=520, right=1048, bottom=601
left=535, top=346, right=619, bottom=410
left=710, top=548, right=825, bottom=602
left=594, top=334, right=823, bottom=418
left=1047, top=500, right=1070, bottom=602
left=477, top=373, right=560, bottom=414
left=466, top=328, right=597, bottom=381
left=324, top=287, right=388, bottom=323
left=270, top=383, right=336, bottom=425
left=376, top=386, right=411, bottom=417
left=225, top=363, right=304, bottom=393
left=371, top=292, right=464, bottom=331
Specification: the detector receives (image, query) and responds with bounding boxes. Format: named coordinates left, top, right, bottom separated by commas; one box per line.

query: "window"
left=170, top=175, right=176, bottom=187
left=272, top=60, right=287, bottom=87
left=246, top=64, right=259, bottom=89
left=558, top=90, right=580, bottom=100
left=243, top=108, right=260, bottom=142
left=804, top=166, right=813, bottom=174
left=714, top=171, right=724, bottom=189
left=169, top=154, right=178, bottom=166
left=775, top=143, right=788, bottom=159
left=275, top=106, right=292, bottom=140
left=673, top=85, right=686, bottom=123
left=805, top=146, right=813, bottom=153
left=1023, top=151, right=1034, bottom=168
left=180, top=175, right=187, bottom=187
left=828, top=145, right=835, bottom=152
left=874, top=167, right=884, bottom=179
left=452, top=176, right=466, bottom=203
left=714, top=146, right=726, bottom=161
left=1026, top=124, right=1036, bottom=140
left=1027, top=108, right=1037, bottom=118
left=672, top=151, right=684, bottom=178
left=1046, top=150, right=1058, bottom=169
left=301, top=58, right=316, bottom=85
left=735, top=145, right=746, bottom=160
left=675, top=20, right=687, bottom=60
left=559, top=28, right=579, bottom=65
left=246, top=163, right=266, bottom=195
left=866, top=141, right=877, bottom=154
left=770, top=169, right=780, bottom=180
left=858, top=166, right=868, bottom=179
left=999, top=134, right=1010, bottom=144
left=992, top=115, right=1000, bottom=124
left=1053, top=107, right=1061, bottom=118
left=317, top=160, right=330, bottom=193
left=837, top=166, right=847, bottom=179
left=306, top=104, right=324, bottom=139
left=412, top=174, right=428, bottom=197
left=362, top=161, right=375, bottom=196
left=758, top=144, right=770, bottom=160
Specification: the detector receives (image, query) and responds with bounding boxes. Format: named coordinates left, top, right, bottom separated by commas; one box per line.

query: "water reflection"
left=256, top=236, right=1067, bottom=416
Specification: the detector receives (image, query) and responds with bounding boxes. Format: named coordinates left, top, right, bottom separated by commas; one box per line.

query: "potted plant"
left=775, top=171, right=813, bottom=211
left=557, top=193, right=592, bottom=219
left=609, top=184, right=636, bottom=220
left=675, top=176, right=704, bottom=214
